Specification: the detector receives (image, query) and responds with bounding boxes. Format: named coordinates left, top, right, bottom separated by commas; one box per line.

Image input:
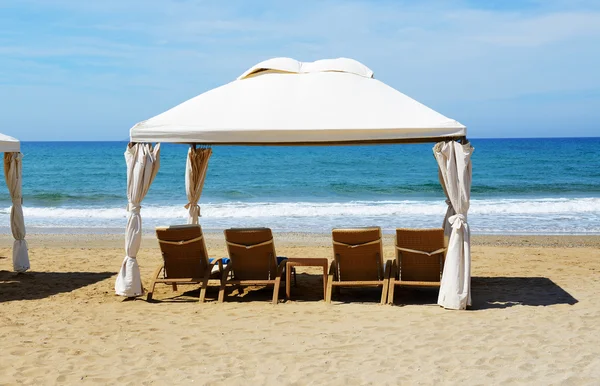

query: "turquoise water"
left=1, top=138, right=599, bottom=234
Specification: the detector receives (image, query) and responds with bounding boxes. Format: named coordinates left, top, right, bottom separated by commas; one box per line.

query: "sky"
left=1, top=0, right=599, bottom=141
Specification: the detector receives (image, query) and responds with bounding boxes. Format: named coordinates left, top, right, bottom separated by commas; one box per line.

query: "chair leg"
left=218, top=282, right=227, bottom=303
left=322, top=264, right=328, bottom=299
left=172, top=283, right=178, bottom=292
left=199, top=272, right=211, bottom=303
left=272, top=277, right=282, bottom=305
left=388, top=261, right=397, bottom=305
left=381, top=260, right=392, bottom=305
left=325, top=281, right=333, bottom=304
left=218, top=266, right=233, bottom=303
left=146, top=285, right=155, bottom=301
left=325, top=262, right=336, bottom=304
left=286, top=266, right=292, bottom=300
left=388, top=282, right=396, bottom=305
left=199, top=282, right=208, bottom=303
left=380, top=283, right=388, bottom=305
left=146, top=265, right=163, bottom=301
left=234, top=285, right=243, bottom=296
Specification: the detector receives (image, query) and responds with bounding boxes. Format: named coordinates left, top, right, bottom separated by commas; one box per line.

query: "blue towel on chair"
left=210, top=257, right=282, bottom=266
left=209, top=257, right=231, bottom=265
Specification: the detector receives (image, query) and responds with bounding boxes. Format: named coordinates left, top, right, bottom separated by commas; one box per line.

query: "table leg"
left=286, top=262, right=292, bottom=299
left=322, top=263, right=327, bottom=299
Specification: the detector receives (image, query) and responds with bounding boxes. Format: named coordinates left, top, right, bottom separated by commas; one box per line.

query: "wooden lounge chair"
left=388, top=228, right=446, bottom=305
left=220, top=228, right=286, bottom=304
left=146, top=224, right=227, bottom=302
left=326, top=227, right=391, bottom=304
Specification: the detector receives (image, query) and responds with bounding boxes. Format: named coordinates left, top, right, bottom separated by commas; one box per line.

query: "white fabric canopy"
left=4, top=152, right=30, bottom=272
left=434, top=141, right=474, bottom=310
left=185, top=147, right=212, bottom=224
left=115, top=143, right=161, bottom=297
left=0, top=133, right=20, bottom=153
left=130, top=57, right=465, bottom=144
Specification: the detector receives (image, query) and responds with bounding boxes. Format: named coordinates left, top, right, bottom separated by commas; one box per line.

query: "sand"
left=1, top=233, right=599, bottom=385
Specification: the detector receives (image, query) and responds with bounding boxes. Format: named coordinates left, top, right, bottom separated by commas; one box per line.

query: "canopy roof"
left=0, top=133, right=20, bottom=152
left=130, top=57, right=466, bottom=145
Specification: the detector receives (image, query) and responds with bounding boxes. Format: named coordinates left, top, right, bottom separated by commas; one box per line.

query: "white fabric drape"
left=438, top=170, right=455, bottom=239
left=185, top=146, right=212, bottom=224
left=434, top=141, right=474, bottom=310
left=115, top=143, right=161, bottom=297
left=4, top=152, right=30, bottom=272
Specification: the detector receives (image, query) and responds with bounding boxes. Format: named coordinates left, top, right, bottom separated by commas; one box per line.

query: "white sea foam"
left=2, top=197, right=599, bottom=234
left=9, top=197, right=600, bottom=218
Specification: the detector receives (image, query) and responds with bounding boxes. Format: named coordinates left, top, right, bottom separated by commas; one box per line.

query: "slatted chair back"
left=156, top=224, right=209, bottom=279
left=395, top=228, right=445, bottom=283
left=224, top=228, right=278, bottom=280
left=332, top=227, right=384, bottom=282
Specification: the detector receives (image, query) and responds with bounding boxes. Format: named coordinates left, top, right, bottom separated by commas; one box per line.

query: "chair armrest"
left=328, top=260, right=338, bottom=279
left=384, top=259, right=393, bottom=279
left=389, top=259, right=398, bottom=279
left=151, top=264, right=164, bottom=278
left=276, top=259, right=288, bottom=277
left=220, top=264, right=234, bottom=281
left=209, top=256, right=227, bottom=271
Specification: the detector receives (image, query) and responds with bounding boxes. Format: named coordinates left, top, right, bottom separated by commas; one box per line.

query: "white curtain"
left=185, top=146, right=212, bottom=224
left=3, top=152, right=30, bottom=272
left=438, top=170, right=455, bottom=239
left=115, top=143, right=160, bottom=297
left=434, top=141, right=474, bottom=310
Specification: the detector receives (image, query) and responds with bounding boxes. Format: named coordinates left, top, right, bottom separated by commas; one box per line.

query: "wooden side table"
left=285, top=257, right=329, bottom=300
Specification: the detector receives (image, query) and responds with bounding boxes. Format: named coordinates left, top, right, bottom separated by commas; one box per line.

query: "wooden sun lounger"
left=326, top=227, right=392, bottom=304
left=146, top=224, right=226, bottom=302
left=388, top=228, right=446, bottom=304
left=220, top=228, right=286, bottom=304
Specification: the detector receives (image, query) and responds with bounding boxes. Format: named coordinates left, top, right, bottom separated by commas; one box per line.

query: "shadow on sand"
left=150, top=273, right=330, bottom=304
left=0, top=270, right=115, bottom=302
left=146, top=274, right=579, bottom=309
left=470, top=276, right=578, bottom=310
left=213, top=273, right=385, bottom=304
left=154, top=283, right=297, bottom=304
left=392, top=276, right=578, bottom=309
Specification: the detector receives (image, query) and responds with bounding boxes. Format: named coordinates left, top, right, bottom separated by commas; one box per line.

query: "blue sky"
left=1, top=0, right=599, bottom=140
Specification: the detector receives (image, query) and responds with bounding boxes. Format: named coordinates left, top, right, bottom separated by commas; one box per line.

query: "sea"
left=1, top=138, right=599, bottom=235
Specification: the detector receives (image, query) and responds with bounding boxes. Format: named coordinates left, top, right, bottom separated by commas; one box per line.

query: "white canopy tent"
left=131, top=57, right=465, bottom=145
left=118, top=57, right=473, bottom=310
left=0, top=133, right=30, bottom=272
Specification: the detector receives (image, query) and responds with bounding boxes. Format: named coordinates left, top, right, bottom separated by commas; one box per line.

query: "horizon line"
left=16, top=136, right=600, bottom=143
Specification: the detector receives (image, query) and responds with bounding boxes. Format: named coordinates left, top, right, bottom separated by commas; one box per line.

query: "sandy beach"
left=0, top=233, right=598, bottom=384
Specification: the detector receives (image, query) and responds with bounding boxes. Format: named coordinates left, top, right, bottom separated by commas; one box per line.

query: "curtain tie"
left=11, top=196, right=23, bottom=205
left=184, top=203, right=201, bottom=217
left=449, top=214, right=467, bottom=229
left=127, top=203, right=141, bottom=214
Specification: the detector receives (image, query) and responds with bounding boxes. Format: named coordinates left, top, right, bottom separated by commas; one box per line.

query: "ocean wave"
left=0, top=192, right=124, bottom=205
left=1, top=183, right=597, bottom=207
left=1, top=197, right=598, bottom=234
left=5, top=197, right=598, bottom=219
left=328, top=182, right=443, bottom=195
left=470, top=183, right=600, bottom=195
